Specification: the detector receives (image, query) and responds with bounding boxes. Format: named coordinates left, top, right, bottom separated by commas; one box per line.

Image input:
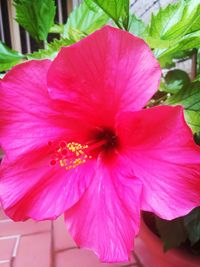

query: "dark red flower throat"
left=92, top=127, right=119, bottom=152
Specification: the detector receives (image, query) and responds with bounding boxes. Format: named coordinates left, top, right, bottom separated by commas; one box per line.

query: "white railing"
left=0, top=0, right=74, bottom=53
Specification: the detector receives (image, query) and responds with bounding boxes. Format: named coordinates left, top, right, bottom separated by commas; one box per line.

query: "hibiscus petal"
left=117, top=105, right=200, bottom=220
left=64, top=159, right=142, bottom=263
left=0, top=60, right=90, bottom=159
left=0, top=148, right=94, bottom=221
left=48, top=26, right=161, bottom=127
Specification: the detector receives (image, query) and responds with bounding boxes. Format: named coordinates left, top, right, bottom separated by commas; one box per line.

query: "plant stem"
left=191, top=48, right=198, bottom=80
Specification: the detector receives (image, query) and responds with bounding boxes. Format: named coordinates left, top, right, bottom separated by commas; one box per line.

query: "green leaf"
left=128, top=15, right=147, bottom=38
left=0, top=42, right=24, bottom=72
left=175, top=33, right=200, bottom=50
left=155, top=216, right=187, bottom=251
left=156, top=49, right=193, bottom=69
left=166, top=82, right=200, bottom=132
left=27, top=38, right=74, bottom=60
left=195, top=73, right=200, bottom=82
left=194, top=132, right=200, bottom=145
left=157, top=31, right=200, bottom=60
left=85, top=0, right=99, bottom=11
left=157, top=54, right=176, bottom=69
left=148, top=0, right=200, bottom=65
left=184, top=111, right=200, bottom=133
left=146, top=37, right=174, bottom=49
left=184, top=207, right=200, bottom=246
left=160, top=69, right=191, bottom=94
left=149, top=1, right=184, bottom=40
left=14, top=0, right=56, bottom=42
left=166, top=82, right=200, bottom=112
left=49, top=24, right=64, bottom=34
left=183, top=0, right=200, bottom=34
left=63, top=1, right=109, bottom=41
left=148, top=0, right=200, bottom=41
left=197, top=49, right=200, bottom=74
left=86, top=0, right=129, bottom=30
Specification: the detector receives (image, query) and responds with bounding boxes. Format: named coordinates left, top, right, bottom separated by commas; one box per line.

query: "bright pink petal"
left=0, top=148, right=94, bottom=221
left=117, top=105, right=200, bottom=220
left=48, top=26, right=161, bottom=128
left=64, top=159, right=142, bottom=263
left=0, top=60, right=90, bottom=160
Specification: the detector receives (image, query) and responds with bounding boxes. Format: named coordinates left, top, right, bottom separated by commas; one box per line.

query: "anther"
left=49, top=141, right=93, bottom=170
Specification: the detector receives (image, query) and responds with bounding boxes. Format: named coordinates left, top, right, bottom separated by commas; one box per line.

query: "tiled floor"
left=0, top=209, right=143, bottom=267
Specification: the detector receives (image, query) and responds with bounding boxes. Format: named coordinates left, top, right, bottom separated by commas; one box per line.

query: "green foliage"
left=155, top=216, right=187, bottom=251
left=157, top=31, right=200, bottom=63
left=147, top=0, right=200, bottom=67
left=27, top=38, right=74, bottom=60
left=160, top=69, right=191, bottom=94
left=0, top=42, right=24, bottom=72
left=49, top=24, right=64, bottom=34
left=156, top=50, right=193, bottom=69
left=196, top=73, right=200, bottom=82
left=166, top=82, right=200, bottom=133
left=86, top=0, right=129, bottom=30
left=128, top=15, right=147, bottom=38
left=14, top=0, right=56, bottom=42
left=197, top=49, right=200, bottom=75
left=149, top=0, right=200, bottom=41
left=146, top=37, right=173, bottom=49
left=184, top=111, right=200, bottom=134
left=63, top=1, right=109, bottom=41
left=184, top=207, right=200, bottom=246
left=155, top=207, right=200, bottom=251
left=194, top=132, right=200, bottom=145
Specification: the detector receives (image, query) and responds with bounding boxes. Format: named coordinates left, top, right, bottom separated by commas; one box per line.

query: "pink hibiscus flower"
left=0, top=26, right=200, bottom=263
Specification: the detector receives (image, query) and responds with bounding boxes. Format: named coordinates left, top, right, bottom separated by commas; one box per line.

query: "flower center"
left=49, top=128, right=119, bottom=170
left=93, top=127, right=119, bottom=151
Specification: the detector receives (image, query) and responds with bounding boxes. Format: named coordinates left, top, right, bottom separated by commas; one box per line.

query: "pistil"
left=48, top=129, right=118, bottom=170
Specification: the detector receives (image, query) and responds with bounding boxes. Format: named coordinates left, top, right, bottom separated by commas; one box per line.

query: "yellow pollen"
left=50, top=141, right=92, bottom=170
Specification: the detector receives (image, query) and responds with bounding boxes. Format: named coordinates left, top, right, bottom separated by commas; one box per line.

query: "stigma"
left=49, top=128, right=119, bottom=171
left=49, top=141, right=92, bottom=170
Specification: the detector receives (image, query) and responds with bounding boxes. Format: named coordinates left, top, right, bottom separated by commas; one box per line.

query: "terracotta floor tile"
left=13, top=232, right=51, bottom=267
left=56, top=248, right=128, bottom=267
left=0, top=237, right=16, bottom=261
left=0, top=219, right=50, bottom=237
left=0, top=212, right=142, bottom=267
left=53, top=216, right=76, bottom=251
left=0, top=263, right=10, bottom=267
